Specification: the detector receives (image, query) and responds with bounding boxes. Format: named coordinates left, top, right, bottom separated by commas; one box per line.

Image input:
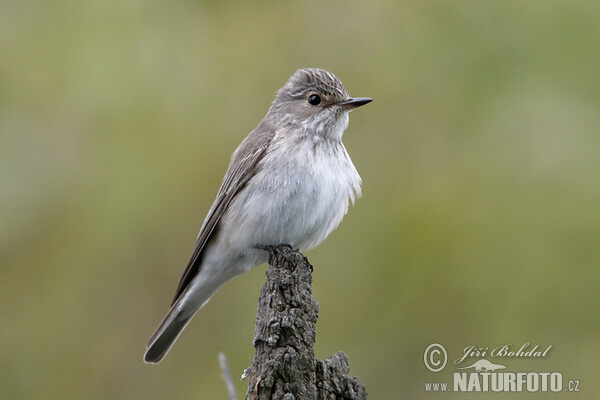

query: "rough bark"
left=244, top=246, right=367, bottom=400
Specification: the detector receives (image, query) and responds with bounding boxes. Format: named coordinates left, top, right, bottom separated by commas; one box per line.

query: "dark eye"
left=307, top=94, right=321, bottom=106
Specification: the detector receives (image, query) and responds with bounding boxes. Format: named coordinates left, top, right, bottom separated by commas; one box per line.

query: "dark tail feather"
left=144, top=303, right=192, bottom=364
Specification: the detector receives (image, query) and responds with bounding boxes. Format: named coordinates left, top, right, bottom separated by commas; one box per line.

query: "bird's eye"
left=307, top=94, right=321, bottom=106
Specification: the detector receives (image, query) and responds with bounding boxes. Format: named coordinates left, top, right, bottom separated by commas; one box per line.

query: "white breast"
left=225, top=129, right=361, bottom=253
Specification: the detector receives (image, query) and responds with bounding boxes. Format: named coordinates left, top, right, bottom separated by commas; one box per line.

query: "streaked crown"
left=275, top=68, right=350, bottom=103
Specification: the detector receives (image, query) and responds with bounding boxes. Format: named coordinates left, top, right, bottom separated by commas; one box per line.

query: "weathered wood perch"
left=244, top=245, right=367, bottom=400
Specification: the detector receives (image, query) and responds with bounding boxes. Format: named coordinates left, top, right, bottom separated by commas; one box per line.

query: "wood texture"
left=245, top=246, right=367, bottom=400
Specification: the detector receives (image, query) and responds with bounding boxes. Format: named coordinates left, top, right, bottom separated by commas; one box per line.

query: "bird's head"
left=267, top=68, right=372, bottom=141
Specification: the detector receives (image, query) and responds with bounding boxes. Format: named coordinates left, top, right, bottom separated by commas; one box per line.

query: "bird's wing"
left=170, top=134, right=272, bottom=304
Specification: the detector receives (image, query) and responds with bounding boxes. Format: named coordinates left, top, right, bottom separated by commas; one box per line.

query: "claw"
left=303, top=255, right=314, bottom=273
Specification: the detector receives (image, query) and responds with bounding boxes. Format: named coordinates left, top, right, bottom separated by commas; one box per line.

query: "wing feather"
left=170, top=139, right=271, bottom=304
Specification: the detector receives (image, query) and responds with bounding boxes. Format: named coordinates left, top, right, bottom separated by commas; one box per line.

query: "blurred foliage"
left=1, top=0, right=599, bottom=399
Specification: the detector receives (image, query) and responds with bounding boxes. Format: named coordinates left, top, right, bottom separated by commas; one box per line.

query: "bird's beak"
left=338, top=97, right=373, bottom=109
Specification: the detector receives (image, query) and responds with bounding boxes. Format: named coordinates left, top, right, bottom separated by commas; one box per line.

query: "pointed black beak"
left=338, top=97, right=373, bottom=108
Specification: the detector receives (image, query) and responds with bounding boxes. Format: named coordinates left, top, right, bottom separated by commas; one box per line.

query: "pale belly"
left=220, top=137, right=361, bottom=259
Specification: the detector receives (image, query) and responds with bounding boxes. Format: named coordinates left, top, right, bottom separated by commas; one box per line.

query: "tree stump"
left=244, top=246, right=367, bottom=400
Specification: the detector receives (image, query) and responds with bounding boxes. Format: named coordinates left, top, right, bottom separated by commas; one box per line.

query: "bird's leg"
left=253, top=244, right=277, bottom=265
left=254, top=244, right=294, bottom=266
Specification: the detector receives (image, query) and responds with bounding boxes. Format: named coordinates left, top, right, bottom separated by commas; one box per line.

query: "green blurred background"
left=1, top=1, right=599, bottom=399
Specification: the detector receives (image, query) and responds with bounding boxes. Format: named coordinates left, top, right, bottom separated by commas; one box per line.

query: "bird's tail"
left=144, top=299, right=194, bottom=364
left=144, top=265, right=233, bottom=363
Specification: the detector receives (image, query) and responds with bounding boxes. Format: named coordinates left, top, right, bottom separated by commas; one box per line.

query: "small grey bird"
left=144, top=68, right=372, bottom=363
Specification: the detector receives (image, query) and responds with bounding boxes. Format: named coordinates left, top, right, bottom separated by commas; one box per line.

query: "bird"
left=144, top=68, right=372, bottom=363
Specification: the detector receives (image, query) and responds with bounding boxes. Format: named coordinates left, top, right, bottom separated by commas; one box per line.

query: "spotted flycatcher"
left=144, top=68, right=372, bottom=363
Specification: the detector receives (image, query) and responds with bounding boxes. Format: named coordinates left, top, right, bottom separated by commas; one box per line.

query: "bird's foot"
left=303, top=254, right=314, bottom=273
left=254, top=244, right=295, bottom=266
